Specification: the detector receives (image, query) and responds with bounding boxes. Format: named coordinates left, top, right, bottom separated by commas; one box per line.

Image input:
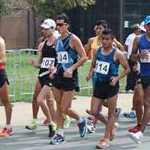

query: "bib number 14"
left=95, top=60, right=110, bottom=75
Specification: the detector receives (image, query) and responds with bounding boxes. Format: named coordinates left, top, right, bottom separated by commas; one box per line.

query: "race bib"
left=95, top=60, right=110, bottom=75
left=41, top=57, right=55, bottom=69
left=140, top=53, right=150, bottom=63
left=57, top=51, right=68, bottom=63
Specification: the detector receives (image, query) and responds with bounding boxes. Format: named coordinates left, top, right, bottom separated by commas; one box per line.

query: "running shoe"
left=124, top=111, right=136, bottom=119
left=78, top=117, right=87, bottom=138
left=129, top=131, right=143, bottom=144
left=50, top=134, right=66, bottom=145
left=126, top=90, right=134, bottom=93
left=86, top=123, right=96, bottom=134
left=25, top=120, right=37, bottom=132
left=128, top=125, right=141, bottom=133
left=0, top=127, right=13, bottom=137
left=115, top=107, right=122, bottom=118
left=64, top=115, right=71, bottom=128
left=48, top=122, right=57, bottom=137
left=96, top=138, right=109, bottom=149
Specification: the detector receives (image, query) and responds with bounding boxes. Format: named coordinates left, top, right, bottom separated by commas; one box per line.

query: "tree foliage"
left=27, top=0, right=96, bottom=17
left=0, top=0, right=95, bottom=17
left=0, top=0, right=29, bottom=16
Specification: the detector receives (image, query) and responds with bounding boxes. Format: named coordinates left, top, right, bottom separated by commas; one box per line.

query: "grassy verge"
left=6, top=51, right=126, bottom=102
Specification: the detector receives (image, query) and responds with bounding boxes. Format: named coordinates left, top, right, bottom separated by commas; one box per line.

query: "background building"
left=0, top=0, right=150, bottom=49
left=68, top=0, right=150, bottom=44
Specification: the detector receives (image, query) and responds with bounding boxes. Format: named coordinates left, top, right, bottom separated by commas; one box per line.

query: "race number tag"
left=41, top=57, right=55, bottom=69
left=95, top=60, right=110, bottom=75
left=57, top=51, right=68, bottom=63
left=140, top=53, right=150, bottom=63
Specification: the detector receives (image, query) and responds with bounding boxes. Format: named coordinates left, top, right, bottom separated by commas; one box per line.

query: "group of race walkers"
left=1, top=13, right=150, bottom=149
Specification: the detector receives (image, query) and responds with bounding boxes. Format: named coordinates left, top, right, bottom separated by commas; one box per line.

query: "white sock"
left=77, top=117, right=83, bottom=124
left=57, top=129, right=64, bottom=137
left=6, top=124, right=11, bottom=129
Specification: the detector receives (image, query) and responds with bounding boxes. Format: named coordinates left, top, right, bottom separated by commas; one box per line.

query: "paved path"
left=1, top=94, right=150, bottom=150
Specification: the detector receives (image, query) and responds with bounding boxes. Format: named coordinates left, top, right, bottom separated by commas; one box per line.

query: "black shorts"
left=38, top=74, right=53, bottom=87
left=53, top=76, right=78, bottom=91
left=136, top=74, right=141, bottom=85
left=0, top=69, right=9, bottom=88
left=141, top=76, right=150, bottom=90
left=93, top=80, right=119, bottom=99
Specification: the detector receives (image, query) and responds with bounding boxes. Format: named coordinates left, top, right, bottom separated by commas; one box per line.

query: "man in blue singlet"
left=129, top=15, right=150, bottom=144
left=86, top=29, right=130, bottom=148
left=49, top=13, right=87, bottom=145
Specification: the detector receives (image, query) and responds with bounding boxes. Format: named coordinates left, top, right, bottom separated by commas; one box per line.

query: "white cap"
left=40, top=19, right=56, bottom=29
left=139, top=21, right=146, bottom=32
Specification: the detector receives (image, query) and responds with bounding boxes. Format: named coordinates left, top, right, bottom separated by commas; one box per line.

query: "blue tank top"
left=138, top=34, right=150, bottom=76
left=55, top=33, right=78, bottom=78
left=95, top=47, right=119, bottom=81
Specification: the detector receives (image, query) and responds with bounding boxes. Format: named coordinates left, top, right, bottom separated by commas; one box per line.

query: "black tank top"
left=39, top=40, right=57, bottom=75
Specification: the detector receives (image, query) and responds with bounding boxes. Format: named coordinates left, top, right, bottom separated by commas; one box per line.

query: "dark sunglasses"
left=56, top=23, right=67, bottom=27
left=101, top=37, right=112, bottom=40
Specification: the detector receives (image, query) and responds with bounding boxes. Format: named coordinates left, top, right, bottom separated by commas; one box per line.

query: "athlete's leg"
left=52, top=87, right=63, bottom=129
left=32, top=80, right=42, bottom=119
left=46, top=90, right=56, bottom=123
left=0, top=81, right=12, bottom=137
left=140, top=86, right=150, bottom=132
left=104, top=95, right=117, bottom=139
left=134, top=84, right=143, bottom=125
left=90, top=97, right=108, bottom=124
left=37, top=85, right=53, bottom=124
left=0, top=82, right=12, bottom=125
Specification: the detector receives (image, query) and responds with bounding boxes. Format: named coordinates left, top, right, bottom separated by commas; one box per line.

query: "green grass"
left=5, top=51, right=126, bottom=102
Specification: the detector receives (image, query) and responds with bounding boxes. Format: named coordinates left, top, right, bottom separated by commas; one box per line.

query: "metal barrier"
left=78, top=60, right=93, bottom=96
left=6, top=50, right=16, bottom=101
left=6, top=49, right=126, bottom=101
left=6, top=49, right=38, bottom=101
left=19, top=49, right=38, bottom=101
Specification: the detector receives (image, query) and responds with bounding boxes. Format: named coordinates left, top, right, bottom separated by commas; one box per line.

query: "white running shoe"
left=86, top=123, right=96, bottom=134
left=129, top=131, right=143, bottom=144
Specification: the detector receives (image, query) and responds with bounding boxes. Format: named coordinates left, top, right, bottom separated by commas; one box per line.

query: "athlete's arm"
left=130, top=36, right=140, bottom=61
left=86, top=51, right=96, bottom=81
left=84, top=37, right=94, bottom=58
left=116, top=50, right=130, bottom=80
left=110, top=50, right=130, bottom=86
left=29, top=42, right=44, bottom=68
left=113, top=38, right=125, bottom=52
left=0, top=37, right=6, bottom=65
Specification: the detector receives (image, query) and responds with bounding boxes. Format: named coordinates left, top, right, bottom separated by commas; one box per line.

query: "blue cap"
left=144, top=15, right=150, bottom=25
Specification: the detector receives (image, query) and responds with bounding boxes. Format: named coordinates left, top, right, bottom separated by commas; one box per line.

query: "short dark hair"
left=95, top=20, right=108, bottom=29
left=101, top=29, right=115, bottom=39
left=56, top=13, right=70, bottom=24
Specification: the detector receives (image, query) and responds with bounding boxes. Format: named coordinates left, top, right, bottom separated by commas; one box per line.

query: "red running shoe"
left=128, top=125, right=141, bottom=133
left=0, top=127, right=13, bottom=137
